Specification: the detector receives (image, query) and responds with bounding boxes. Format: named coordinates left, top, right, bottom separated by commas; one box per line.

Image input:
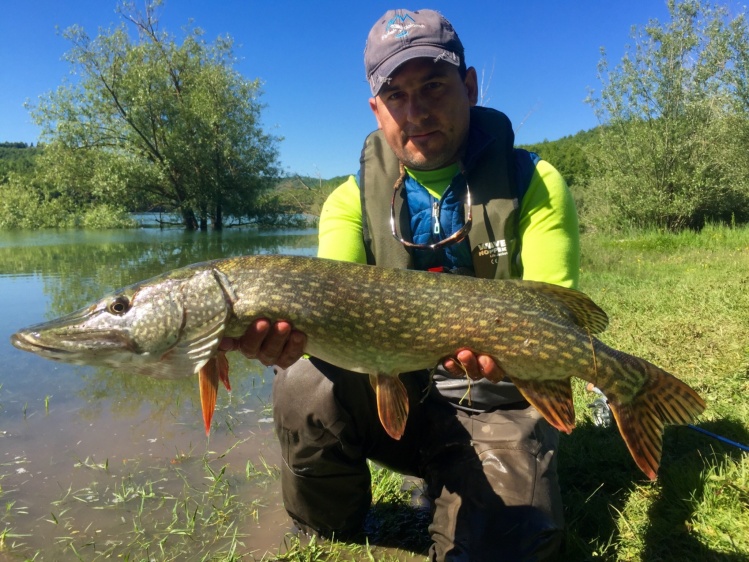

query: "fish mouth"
left=10, top=331, right=76, bottom=358
left=10, top=329, right=130, bottom=361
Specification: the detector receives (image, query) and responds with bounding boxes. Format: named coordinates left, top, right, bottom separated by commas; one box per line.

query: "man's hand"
left=219, top=319, right=306, bottom=369
left=443, top=349, right=505, bottom=382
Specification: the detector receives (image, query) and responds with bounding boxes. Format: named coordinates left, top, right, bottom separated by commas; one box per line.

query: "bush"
left=0, top=175, right=136, bottom=230
left=81, top=204, right=137, bottom=229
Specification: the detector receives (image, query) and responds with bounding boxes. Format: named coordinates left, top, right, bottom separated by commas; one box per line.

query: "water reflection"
left=0, top=228, right=318, bottom=312
left=2, top=227, right=318, bottom=419
left=0, top=227, right=318, bottom=559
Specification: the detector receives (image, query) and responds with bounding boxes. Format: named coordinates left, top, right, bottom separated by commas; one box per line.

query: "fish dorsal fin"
left=370, top=374, right=409, bottom=440
left=514, top=280, right=609, bottom=334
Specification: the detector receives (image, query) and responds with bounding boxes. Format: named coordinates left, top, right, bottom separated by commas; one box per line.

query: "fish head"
left=11, top=267, right=231, bottom=379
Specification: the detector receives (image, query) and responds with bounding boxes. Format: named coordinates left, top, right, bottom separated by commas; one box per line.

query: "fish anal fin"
left=370, top=374, right=409, bottom=441
left=199, top=354, right=223, bottom=436
left=512, top=377, right=576, bottom=434
left=606, top=359, right=706, bottom=480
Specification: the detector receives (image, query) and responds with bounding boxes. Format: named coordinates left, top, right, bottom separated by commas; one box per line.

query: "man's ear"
left=465, top=67, right=479, bottom=106
left=369, top=97, right=383, bottom=129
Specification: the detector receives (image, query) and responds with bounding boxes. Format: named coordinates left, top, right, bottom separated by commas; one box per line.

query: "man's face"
left=369, top=58, right=478, bottom=171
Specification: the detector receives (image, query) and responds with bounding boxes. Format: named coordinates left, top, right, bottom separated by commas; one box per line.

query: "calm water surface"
left=0, top=227, right=319, bottom=560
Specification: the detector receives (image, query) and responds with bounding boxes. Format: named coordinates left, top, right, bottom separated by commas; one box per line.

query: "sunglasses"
left=389, top=172, right=473, bottom=251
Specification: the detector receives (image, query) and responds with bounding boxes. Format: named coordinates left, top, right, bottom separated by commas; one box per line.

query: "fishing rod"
left=686, top=424, right=749, bottom=452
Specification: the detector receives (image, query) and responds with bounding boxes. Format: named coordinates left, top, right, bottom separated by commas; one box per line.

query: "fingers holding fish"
left=443, top=349, right=505, bottom=383
left=220, top=319, right=306, bottom=368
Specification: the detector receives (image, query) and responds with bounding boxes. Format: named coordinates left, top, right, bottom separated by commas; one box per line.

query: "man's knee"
left=272, top=358, right=373, bottom=537
left=425, top=406, right=564, bottom=561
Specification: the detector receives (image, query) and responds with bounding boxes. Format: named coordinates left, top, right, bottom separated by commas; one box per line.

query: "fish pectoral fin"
left=370, top=373, right=409, bottom=441
left=512, top=378, right=576, bottom=434
left=216, top=352, right=231, bottom=391
left=199, top=352, right=229, bottom=435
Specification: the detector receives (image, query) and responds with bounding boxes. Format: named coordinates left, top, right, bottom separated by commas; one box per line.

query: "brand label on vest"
left=474, top=239, right=508, bottom=263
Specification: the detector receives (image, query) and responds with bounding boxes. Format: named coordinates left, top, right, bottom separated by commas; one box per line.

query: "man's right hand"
left=219, top=319, right=306, bottom=369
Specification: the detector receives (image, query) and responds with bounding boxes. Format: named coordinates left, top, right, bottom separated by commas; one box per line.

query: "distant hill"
left=0, top=132, right=597, bottom=211
left=0, top=142, right=41, bottom=181
left=518, top=128, right=597, bottom=187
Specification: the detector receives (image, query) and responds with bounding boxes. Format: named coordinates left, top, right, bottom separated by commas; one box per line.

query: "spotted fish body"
left=11, top=254, right=706, bottom=479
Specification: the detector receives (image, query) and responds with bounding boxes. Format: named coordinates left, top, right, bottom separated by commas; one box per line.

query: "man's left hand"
left=443, top=349, right=504, bottom=382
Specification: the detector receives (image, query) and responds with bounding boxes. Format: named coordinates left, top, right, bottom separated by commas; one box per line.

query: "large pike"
left=11, top=255, right=705, bottom=479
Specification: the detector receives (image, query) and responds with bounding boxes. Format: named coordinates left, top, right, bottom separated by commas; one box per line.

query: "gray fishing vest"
left=359, top=106, right=522, bottom=280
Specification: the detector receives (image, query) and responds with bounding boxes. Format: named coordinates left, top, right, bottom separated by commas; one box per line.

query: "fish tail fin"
left=199, top=352, right=230, bottom=435
left=607, top=357, right=706, bottom=480
left=370, top=373, right=409, bottom=441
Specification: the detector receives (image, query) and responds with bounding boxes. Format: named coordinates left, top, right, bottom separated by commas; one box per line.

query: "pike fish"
left=11, top=254, right=706, bottom=479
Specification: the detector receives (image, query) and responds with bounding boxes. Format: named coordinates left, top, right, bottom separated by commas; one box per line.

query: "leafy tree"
left=585, top=0, right=749, bottom=231
left=28, top=1, right=280, bottom=230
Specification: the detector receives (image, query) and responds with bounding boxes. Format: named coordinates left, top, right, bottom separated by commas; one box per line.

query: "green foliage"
left=520, top=131, right=594, bottom=187
left=0, top=142, right=40, bottom=182
left=26, top=0, right=280, bottom=230
left=272, top=175, right=350, bottom=214
left=584, top=0, right=749, bottom=232
left=0, top=173, right=75, bottom=229
left=81, top=204, right=137, bottom=229
left=0, top=145, right=136, bottom=229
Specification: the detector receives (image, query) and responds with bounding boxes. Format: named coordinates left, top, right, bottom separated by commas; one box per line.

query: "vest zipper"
left=432, top=200, right=440, bottom=236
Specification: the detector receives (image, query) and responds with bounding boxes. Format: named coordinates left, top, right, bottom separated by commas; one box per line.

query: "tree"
left=29, top=1, right=280, bottom=230
left=585, top=0, right=749, bottom=231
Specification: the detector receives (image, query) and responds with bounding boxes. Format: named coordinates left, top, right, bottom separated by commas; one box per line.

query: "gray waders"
left=272, top=357, right=564, bottom=561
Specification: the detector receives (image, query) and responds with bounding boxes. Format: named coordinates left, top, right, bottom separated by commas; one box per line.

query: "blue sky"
left=1, top=1, right=677, bottom=178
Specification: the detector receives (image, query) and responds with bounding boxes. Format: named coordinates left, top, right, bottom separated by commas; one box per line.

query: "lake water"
left=0, top=227, right=320, bottom=560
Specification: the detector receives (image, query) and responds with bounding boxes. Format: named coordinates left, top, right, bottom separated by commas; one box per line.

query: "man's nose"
left=406, top=96, right=429, bottom=123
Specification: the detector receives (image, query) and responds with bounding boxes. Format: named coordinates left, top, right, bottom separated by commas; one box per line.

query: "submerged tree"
left=29, top=1, right=280, bottom=230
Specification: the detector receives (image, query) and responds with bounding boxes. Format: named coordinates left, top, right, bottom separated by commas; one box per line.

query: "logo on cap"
left=382, top=14, right=425, bottom=40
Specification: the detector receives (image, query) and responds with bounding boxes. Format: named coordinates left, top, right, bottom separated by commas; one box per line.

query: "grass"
left=1, top=224, right=747, bottom=560
left=559, top=223, right=749, bottom=561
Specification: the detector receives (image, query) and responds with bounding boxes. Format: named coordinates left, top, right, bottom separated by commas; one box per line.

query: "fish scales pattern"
left=216, top=256, right=617, bottom=386
left=11, top=254, right=706, bottom=479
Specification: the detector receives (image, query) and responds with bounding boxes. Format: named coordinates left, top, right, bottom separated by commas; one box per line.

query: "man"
left=223, top=8, right=579, bottom=561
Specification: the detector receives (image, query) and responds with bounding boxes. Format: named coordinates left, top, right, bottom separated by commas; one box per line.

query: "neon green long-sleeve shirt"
left=317, top=159, right=580, bottom=289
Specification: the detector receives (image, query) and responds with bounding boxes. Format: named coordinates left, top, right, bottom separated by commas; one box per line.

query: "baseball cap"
left=364, top=9, right=464, bottom=96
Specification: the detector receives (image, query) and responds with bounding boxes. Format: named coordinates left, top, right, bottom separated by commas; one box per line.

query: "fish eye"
left=107, top=296, right=130, bottom=315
